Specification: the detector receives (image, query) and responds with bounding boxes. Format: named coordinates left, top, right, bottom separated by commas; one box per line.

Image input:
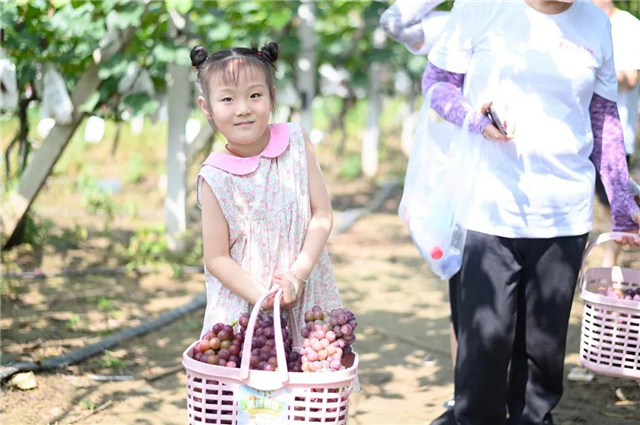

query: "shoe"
left=430, top=409, right=456, bottom=425
left=443, top=398, right=455, bottom=410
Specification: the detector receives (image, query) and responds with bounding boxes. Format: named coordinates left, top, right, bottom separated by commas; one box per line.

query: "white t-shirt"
left=610, top=10, right=640, bottom=155
left=429, top=0, right=618, bottom=238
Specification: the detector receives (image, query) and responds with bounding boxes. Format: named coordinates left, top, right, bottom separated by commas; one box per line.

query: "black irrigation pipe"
left=2, top=265, right=203, bottom=280
left=1, top=179, right=399, bottom=381
left=0, top=292, right=207, bottom=380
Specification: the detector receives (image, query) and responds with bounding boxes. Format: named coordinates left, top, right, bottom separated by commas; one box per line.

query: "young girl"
left=190, top=42, right=343, bottom=336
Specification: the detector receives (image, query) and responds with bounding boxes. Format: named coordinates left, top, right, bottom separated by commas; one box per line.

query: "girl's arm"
left=201, top=183, right=269, bottom=305
left=589, top=93, right=640, bottom=235
left=288, top=129, right=333, bottom=283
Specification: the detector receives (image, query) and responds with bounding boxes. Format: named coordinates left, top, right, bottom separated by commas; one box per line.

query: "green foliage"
left=97, top=350, right=127, bottom=369
left=124, top=154, right=147, bottom=184
left=338, top=154, right=362, bottom=180
left=95, top=296, right=116, bottom=312
left=21, top=214, right=55, bottom=247
left=82, top=400, right=97, bottom=411
left=65, top=314, right=87, bottom=331
left=124, top=226, right=168, bottom=270
left=615, top=0, right=640, bottom=17
left=77, top=172, right=117, bottom=223
left=115, top=224, right=202, bottom=276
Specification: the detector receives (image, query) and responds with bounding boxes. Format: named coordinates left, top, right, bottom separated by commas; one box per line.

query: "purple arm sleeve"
left=421, top=62, right=491, bottom=135
left=590, top=93, right=640, bottom=231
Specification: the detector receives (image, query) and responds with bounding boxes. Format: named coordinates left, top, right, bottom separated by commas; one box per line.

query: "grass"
left=97, top=350, right=127, bottom=369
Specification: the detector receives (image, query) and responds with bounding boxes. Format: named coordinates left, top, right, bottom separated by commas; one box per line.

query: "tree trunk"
left=187, top=124, right=214, bottom=165
left=362, top=63, right=383, bottom=178
left=401, top=92, right=418, bottom=157
left=110, top=120, right=123, bottom=159
left=336, top=96, right=355, bottom=157
left=296, top=0, right=316, bottom=132
left=165, top=15, right=191, bottom=254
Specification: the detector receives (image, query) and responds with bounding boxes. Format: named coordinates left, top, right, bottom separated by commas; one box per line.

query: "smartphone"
left=486, top=107, right=508, bottom=136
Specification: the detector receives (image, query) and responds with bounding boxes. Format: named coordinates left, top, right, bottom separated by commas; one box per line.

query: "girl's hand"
left=262, top=290, right=277, bottom=310
left=271, top=272, right=304, bottom=309
left=480, top=101, right=513, bottom=143
left=614, top=212, right=640, bottom=246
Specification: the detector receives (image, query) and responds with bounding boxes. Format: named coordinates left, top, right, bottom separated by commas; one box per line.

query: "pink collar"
left=201, top=123, right=290, bottom=175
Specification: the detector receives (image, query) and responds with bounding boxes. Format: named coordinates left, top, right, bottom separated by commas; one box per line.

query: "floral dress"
left=196, top=122, right=343, bottom=336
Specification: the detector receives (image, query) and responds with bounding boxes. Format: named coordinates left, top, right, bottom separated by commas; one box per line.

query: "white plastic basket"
left=579, top=232, right=640, bottom=380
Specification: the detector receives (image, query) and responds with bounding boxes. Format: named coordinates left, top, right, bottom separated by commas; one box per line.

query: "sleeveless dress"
left=196, top=122, right=343, bottom=336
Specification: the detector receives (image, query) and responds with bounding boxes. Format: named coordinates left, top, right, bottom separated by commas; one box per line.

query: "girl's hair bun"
left=190, top=46, right=209, bottom=68
left=260, top=42, right=279, bottom=63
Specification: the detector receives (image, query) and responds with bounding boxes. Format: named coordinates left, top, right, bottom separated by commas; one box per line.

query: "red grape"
left=250, top=356, right=260, bottom=368
left=217, top=330, right=231, bottom=341
left=197, top=340, right=210, bottom=353
left=209, top=338, right=221, bottom=351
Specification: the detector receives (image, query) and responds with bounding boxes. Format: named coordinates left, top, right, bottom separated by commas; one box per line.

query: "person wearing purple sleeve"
left=421, top=1, right=640, bottom=424
left=593, top=0, right=640, bottom=267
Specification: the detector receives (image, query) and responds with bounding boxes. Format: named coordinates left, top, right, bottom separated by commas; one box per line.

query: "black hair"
left=190, top=42, right=279, bottom=129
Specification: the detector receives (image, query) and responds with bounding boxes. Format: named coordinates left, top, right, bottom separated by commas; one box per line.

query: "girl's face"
left=199, top=63, right=272, bottom=146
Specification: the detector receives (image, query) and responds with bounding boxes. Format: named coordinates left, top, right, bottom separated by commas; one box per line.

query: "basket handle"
left=288, top=304, right=301, bottom=348
left=578, top=231, right=640, bottom=290
left=239, top=289, right=290, bottom=384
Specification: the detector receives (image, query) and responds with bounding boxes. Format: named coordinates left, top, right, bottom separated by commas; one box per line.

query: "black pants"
left=449, top=230, right=588, bottom=425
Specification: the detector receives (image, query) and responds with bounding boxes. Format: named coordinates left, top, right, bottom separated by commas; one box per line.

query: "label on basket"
left=237, top=385, right=292, bottom=424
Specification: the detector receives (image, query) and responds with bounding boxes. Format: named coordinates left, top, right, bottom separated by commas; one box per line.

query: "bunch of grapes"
left=603, top=287, right=640, bottom=301
left=242, top=312, right=301, bottom=372
left=191, top=312, right=301, bottom=372
left=299, top=306, right=357, bottom=373
left=191, top=321, right=245, bottom=368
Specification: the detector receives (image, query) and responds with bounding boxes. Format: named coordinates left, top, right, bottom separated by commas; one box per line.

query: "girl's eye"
left=250, top=93, right=262, bottom=99
left=221, top=97, right=232, bottom=102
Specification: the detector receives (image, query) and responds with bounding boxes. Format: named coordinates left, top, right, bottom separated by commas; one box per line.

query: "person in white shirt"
left=422, top=0, right=640, bottom=424
left=594, top=0, right=640, bottom=267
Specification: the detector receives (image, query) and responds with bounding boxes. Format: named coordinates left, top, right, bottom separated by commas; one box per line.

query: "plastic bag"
left=398, top=86, right=483, bottom=280
left=0, top=49, right=18, bottom=111
left=117, top=63, right=155, bottom=97
left=84, top=115, right=105, bottom=144
left=41, top=65, right=74, bottom=125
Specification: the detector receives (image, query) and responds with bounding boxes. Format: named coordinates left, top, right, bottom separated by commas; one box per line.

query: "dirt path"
left=2, top=197, right=640, bottom=424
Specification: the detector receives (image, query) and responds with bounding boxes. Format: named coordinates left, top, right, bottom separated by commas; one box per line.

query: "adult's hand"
left=480, top=101, right=513, bottom=143
left=613, top=212, right=640, bottom=246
